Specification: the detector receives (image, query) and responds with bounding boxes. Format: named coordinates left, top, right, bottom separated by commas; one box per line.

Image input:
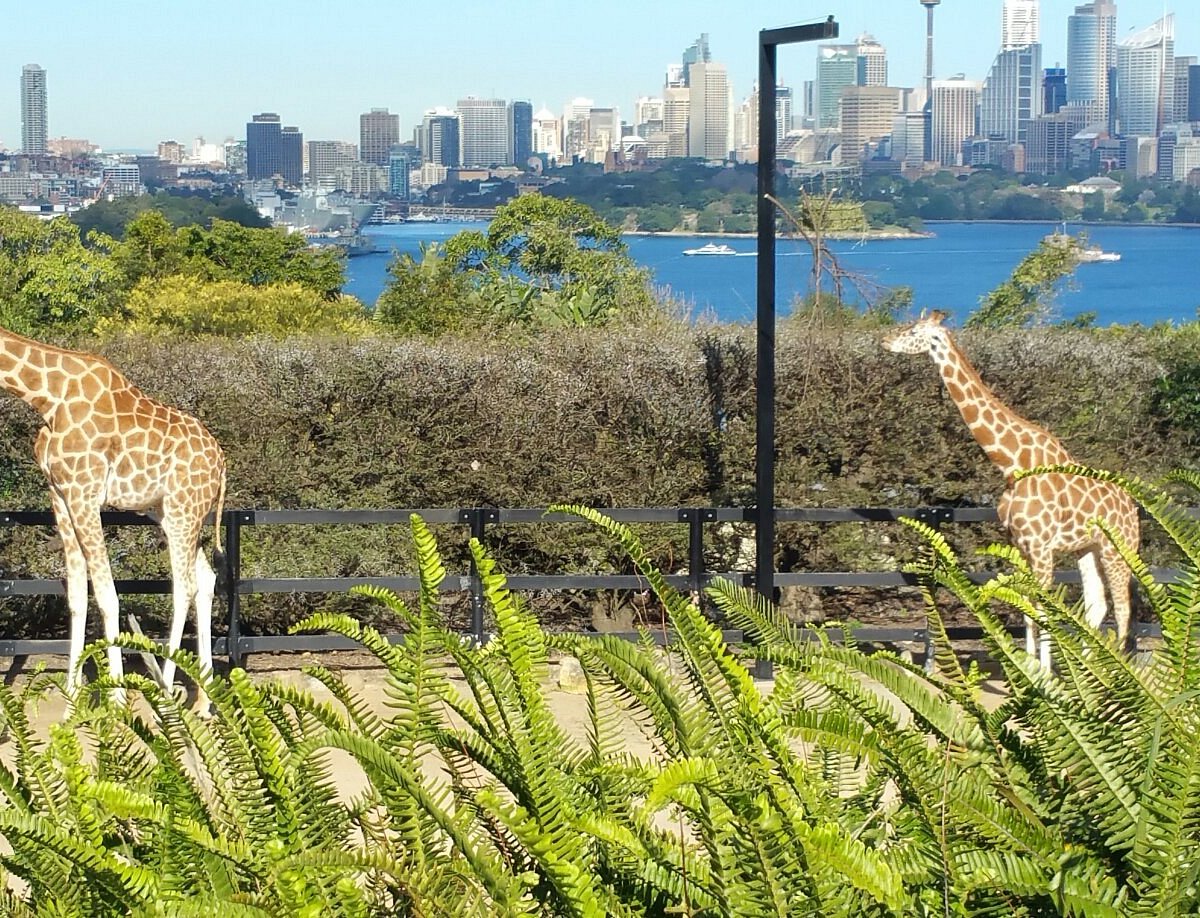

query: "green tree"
left=176, top=219, right=346, bottom=297
left=967, top=235, right=1080, bottom=327
left=374, top=245, right=488, bottom=336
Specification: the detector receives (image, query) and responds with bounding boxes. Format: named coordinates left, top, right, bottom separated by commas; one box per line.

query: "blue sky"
left=0, top=1, right=1194, bottom=151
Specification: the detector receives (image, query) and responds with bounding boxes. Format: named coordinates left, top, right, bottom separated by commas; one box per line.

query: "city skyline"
left=0, top=0, right=1195, bottom=151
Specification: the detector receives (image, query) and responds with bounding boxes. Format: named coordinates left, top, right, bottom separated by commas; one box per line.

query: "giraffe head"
left=882, top=309, right=953, bottom=356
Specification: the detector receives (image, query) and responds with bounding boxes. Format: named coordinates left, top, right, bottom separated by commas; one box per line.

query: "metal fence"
left=0, top=505, right=1171, bottom=665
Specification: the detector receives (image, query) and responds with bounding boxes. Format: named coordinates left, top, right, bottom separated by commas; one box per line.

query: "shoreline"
left=623, top=227, right=933, bottom=240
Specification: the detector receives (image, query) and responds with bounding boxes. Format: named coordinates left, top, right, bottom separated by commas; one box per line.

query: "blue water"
left=344, top=221, right=1200, bottom=327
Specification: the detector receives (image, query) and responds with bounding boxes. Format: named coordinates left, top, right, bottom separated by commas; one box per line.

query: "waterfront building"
left=457, top=97, right=509, bottom=167
left=931, top=78, right=981, bottom=166
left=980, top=44, right=1043, bottom=145
left=1116, top=15, right=1174, bottom=137
left=246, top=113, right=303, bottom=185
left=359, top=108, right=399, bottom=166
left=20, top=64, right=47, bottom=155
left=1044, top=67, right=1067, bottom=113
left=333, top=162, right=387, bottom=197
left=509, top=100, right=533, bottom=167
left=856, top=35, right=887, bottom=86
left=816, top=44, right=857, bottom=130
left=1067, top=1, right=1117, bottom=128
left=388, top=149, right=410, bottom=198
left=1002, top=0, right=1039, bottom=50
left=419, top=109, right=460, bottom=168
left=308, top=140, right=358, bottom=187
left=840, top=86, right=901, bottom=161
left=688, top=61, right=730, bottom=160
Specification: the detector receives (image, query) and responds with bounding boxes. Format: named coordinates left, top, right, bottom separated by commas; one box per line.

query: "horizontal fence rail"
left=0, top=505, right=1177, bottom=666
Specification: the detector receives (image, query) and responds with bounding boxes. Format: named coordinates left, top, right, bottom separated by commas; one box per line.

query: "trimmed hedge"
left=0, top=322, right=1189, bottom=638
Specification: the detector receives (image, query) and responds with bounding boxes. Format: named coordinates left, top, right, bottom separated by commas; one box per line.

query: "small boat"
left=406, top=211, right=441, bottom=223
left=683, top=242, right=737, bottom=256
left=1043, top=226, right=1119, bottom=263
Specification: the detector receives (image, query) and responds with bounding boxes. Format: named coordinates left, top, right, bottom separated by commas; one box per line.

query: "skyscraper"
left=388, top=149, right=410, bottom=198
left=532, top=108, right=563, bottom=162
left=1044, top=67, right=1067, bottom=113
left=681, top=34, right=710, bottom=86
left=688, top=61, right=730, bottom=160
left=20, top=64, right=47, bottom=155
left=359, top=108, right=399, bottom=166
left=815, top=44, right=858, bottom=130
left=1173, top=57, right=1196, bottom=124
left=419, top=109, right=460, bottom=167
left=931, top=78, right=981, bottom=166
left=980, top=44, right=1043, bottom=144
left=855, top=35, right=888, bottom=86
left=1067, top=1, right=1117, bottom=126
left=246, top=113, right=304, bottom=183
left=840, top=86, right=901, bottom=160
left=508, top=100, right=533, bottom=166
left=1116, top=15, right=1174, bottom=137
left=1002, top=0, right=1039, bottom=50
left=457, top=97, right=509, bottom=167
left=920, top=0, right=941, bottom=161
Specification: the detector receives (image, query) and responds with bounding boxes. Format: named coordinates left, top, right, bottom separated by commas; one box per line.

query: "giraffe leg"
left=66, top=500, right=125, bottom=706
left=1099, top=543, right=1134, bottom=654
left=46, top=488, right=89, bottom=699
left=192, top=548, right=215, bottom=716
left=1026, top=546, right=1054, bottom=671
left=160, top=518, right=201, bottom=703
left=1078, top=550, right=1107, bottom=632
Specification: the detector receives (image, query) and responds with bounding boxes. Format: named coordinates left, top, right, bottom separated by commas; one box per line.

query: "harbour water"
left=344, top=221, right=1200, bottom=327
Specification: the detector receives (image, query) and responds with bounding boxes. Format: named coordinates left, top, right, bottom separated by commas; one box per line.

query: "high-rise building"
left=586, top=107, right=620, bottom=162
left=839, top=86, right=901, bottom=160
left=359, top=108, right=399, bottom=166
left=931, top=78, right=981, bottom=166
left=1067, top=1, right=1117, bottom=127
left=920, top=0, right=941, bottom=162
left=419, top=109, right=460, bottom=167
left=681, top=34, right=710, bottom=86
left=532, top=108, right=563, bottom=162
left=388, top=149, right=410, bottom=198
left=856, top=35, right=887, bottom=86
left=157, top=140, right=185, bottom=164
left=1116, top=15, right=1174, bottom=137
left=20, top=64, right=47, bottom=155
left=980, top=44, right=1043, bottom=144
left=1174, top=57, right=1196, bottom=124
left=562, top=97, right=594, bottom=161
left=776, top=86, right=794, bottom=139
left=308, top=140, right=358, bottom=186
left=1044, top=67, right=1067, bottom=113
left=1002, top=0, right=1039, bottom=50
left=662, top=85, right=690, bottom=157
left=815, top=44, right=858, bottom=130
left=687, top=61, right=730, bottom=160
left=246, top=113, right=302, bottom=184
left=457, top=97, right=509, bottom=167
left=1190, top=64, right=1200, bottom=122
left=508, top=100, right=533, bottom=166
left=892, top=110, right=928, bottom=167
left=634, top=97, right=665, bottom=137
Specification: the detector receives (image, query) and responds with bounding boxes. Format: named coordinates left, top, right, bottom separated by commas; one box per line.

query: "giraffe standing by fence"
left=0, top=326, right=225, bottom=710
left=883, top=310, right=1139, bottom=667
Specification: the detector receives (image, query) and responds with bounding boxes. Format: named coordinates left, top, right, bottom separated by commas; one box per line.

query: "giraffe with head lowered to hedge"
left=883, top=310, right=1139, bottom=668
left=0, top=326, right=225, bottom=710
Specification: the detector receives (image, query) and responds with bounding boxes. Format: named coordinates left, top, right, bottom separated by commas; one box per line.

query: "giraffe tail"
left=211, top=472, right=227, bottom=586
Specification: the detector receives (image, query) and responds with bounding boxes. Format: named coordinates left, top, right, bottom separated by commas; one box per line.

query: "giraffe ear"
left=928, top=309, right=948, bottom=324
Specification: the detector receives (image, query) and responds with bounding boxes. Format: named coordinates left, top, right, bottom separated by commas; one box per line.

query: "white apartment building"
left=688, top=61, right=730, bottom=161
left=932, top=78, right=982, bottom=166
left=1116, top=15, right=1175, bottom=137
left=457, top=97, right=510, bottom=167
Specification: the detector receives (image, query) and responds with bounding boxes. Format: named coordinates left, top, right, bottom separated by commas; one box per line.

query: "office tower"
left=157, top=141, right=185, bottom=164
left=1190, top=64, right=1200, bottom=122
left=1044, top=67, right=1067, bottom=113
left=856, top=34, right=887, bottom=86
left=562, top=97, right=594, bottom=161
left=20, top=64, right=47, bottom=155
left=532, top=108, right=563, bottom=161
left=840, top=86, right=901, bottom=160
left=681, top=34, right=710, bottom=86
left=1002, top=0, right=1039, bottom=50
left=457, top=97, right=509, bottom=167
left=508, top=100, right=533, bottom=166
left=920, top=1, right=940, bottom=161
left=663, top=85, right=690, bottom=157
left=1174, top=57, right=1196, bottom=124
left=776, top=85, right=794, bottom=138
left=634, top=97, right=664, bottom=136
left=1026, top=106, right=1090, bottom=173
left=420, top=109, right=460, bottom=167
left=308, top=140, right=358, bottom=186
left=1067, top=2, right=1117, bottom=126
left=892, top=110, right=928, bottom=167
left=359, top=108, right=399, bottom=166
left=687, top=61, right=730, bottom=160
left=980, top=44, right=1043, bottom=143
left=815, top=44, right=857, bottom=129
left=246, top=113, right=300, bottom=182
left=388, top=149, right=410, bottom=198
left=1116, top=15, right=1174, bottom=137
left=931, top=78, right=981, bottom=166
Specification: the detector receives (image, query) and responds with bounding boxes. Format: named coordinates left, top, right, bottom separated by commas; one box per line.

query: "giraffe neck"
left=931, top=334, right=1072, bottom=481
left=0, top=328, right=86, bottom=421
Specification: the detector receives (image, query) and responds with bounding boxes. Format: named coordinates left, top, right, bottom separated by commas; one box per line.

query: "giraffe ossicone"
left=884, top=310, right=1139, bottom=668
left=1, top=326, right=225, bottom=711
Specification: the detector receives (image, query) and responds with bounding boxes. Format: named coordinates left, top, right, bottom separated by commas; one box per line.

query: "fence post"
left=461, top=508, right=489, bottom=645
left=224, top=510, right=244, bottom=669
left=914, top=507, right=953, bottom=672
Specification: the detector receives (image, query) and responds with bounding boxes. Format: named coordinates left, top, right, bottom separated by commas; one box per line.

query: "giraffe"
left=0, top=326, right=225, bottom=710
left=883, top=310, right=1139, bottom=668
